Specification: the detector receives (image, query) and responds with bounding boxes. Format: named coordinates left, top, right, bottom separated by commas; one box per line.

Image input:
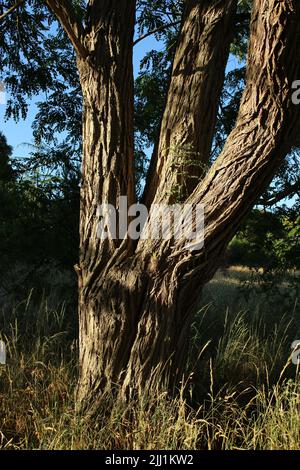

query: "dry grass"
left=0, top=267, right=299, bottom=450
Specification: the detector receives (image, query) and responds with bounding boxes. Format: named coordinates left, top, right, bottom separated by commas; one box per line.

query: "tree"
left=0, top=132, right=14, bottom=181
left=1, top=0, right=300, bottom=408
left=0, top=0, right=82, bottom=270
left=227, top=208, right=300, bottom=270
left=0, top=134, right=80, bottom=271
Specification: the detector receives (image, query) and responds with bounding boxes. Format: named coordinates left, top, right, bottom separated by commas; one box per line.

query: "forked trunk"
left=75, top=0, right=300, bottom=407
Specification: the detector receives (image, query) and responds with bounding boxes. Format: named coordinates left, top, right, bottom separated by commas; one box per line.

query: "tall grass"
left=0, top=267, right=299, bottom=450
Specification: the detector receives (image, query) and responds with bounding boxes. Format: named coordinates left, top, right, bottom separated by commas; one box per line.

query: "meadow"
left=0, top=266, right=299, bottom=450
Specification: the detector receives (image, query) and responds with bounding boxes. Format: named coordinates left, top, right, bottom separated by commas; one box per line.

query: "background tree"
left=0, top=131, right=14, bottom=181
left=0, top=0, right=81, bottom=273
left=0, top=135, right=80, bottom=276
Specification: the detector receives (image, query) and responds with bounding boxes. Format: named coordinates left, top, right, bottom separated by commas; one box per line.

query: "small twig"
left=0, top=0, right=24, bottom=21
left=133, top=20, right=181, bottom=47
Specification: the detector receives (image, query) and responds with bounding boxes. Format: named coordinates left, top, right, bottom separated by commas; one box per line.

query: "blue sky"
left=0, top=17, right=242, bottom=160
left=0, top=34, right=164, bottom=159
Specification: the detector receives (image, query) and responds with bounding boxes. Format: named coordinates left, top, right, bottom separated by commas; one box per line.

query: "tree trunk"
left=143, top=0, right=238, bottom=207
left=60, top=0, right=300, bottom=407
left=75, top=0, right=238, bottom=405
left=76, top=0, right=137, bottom=403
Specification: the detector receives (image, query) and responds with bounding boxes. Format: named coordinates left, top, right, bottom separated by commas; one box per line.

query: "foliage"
left=0, top=0, right=82, bottom=203
left=228, top=208, right=300, bottom=271
left=226, top=209, right=300, bottom=312
left=0, top=1, right=80, bottom=129
left=0, top=134, right=79, bottom=270
left=0, top=131, right=14, bottom=181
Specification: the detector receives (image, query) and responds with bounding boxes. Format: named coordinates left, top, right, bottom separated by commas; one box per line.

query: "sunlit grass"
left=0, top=267, right=299, bottom=450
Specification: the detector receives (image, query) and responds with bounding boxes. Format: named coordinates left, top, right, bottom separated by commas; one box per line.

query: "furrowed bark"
left=120, top=0, right=300, bottom=395
left=76, top=1, right=136, bottom=404
left=143, top=0, right=238, bottom=207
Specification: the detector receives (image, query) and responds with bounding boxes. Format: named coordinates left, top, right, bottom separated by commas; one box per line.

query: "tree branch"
left=133, top=20, right=181, bottom=46
left=261, top=181, right=300, bottom=206
left=44, top=0, right=88, bottom=58
left=142, top=0, right=237, bottom=208
left=0, top=0, right=24, bottom=21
